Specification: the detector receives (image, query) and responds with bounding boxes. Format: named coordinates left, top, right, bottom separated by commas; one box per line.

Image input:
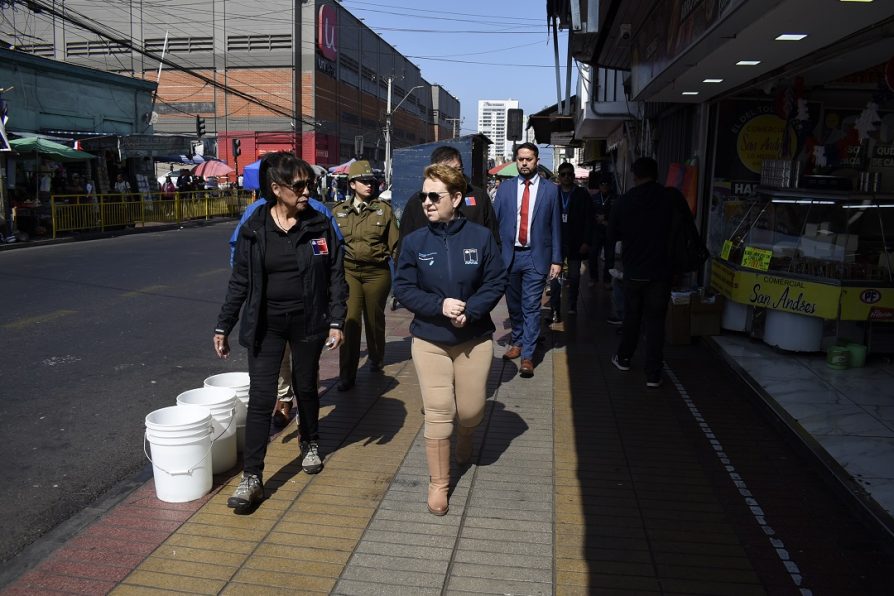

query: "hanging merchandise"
left=666, top=159, right=699, bottom=215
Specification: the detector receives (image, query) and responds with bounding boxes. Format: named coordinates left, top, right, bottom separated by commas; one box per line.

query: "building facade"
left=0, top=0, right=460, bottom=172
left=477, top=99, right=519, bottom=163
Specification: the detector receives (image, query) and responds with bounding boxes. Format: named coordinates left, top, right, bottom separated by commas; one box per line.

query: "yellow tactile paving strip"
left=112, top=359, right=425, bottom=595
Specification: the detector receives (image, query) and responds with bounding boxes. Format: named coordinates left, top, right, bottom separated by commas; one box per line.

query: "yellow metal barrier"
left=49, top=190, right=254, bottom=238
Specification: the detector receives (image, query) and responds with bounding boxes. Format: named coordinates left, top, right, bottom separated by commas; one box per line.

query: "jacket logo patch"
left=463, top=248, right=479, bottom=265
left=311, top=238, right=329, bottom=255
left=337, top=212, right=347, bottom=217
left=376, top=209, right=384, bottom=215
left=418, top=252, right=436, bottom=266
left=464, top=196, right=476, bottom=206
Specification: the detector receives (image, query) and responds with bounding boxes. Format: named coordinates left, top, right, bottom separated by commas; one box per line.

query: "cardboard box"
left=666, top=301, right=692, bottom=345
left=690, top=295, right=725, bottom=336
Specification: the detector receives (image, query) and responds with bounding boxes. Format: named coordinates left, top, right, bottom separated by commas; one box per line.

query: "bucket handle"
left=143, top=427, right=213, bottom=476
left=210, top=406, right=237, bottom=442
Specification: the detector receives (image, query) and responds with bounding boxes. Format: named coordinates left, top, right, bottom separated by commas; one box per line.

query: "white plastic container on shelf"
left=721, top=300, right=751, bottom=332
left=203, top=372, right=250, bottom=452
left=763, top=310, right=824, bottom=352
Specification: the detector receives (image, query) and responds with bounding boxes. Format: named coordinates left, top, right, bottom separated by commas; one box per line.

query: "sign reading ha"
left=318, top=5, right=337, bottom=61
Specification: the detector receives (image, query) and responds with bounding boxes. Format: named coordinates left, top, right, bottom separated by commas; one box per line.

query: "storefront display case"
left=709, top=186, right=894, bottom=351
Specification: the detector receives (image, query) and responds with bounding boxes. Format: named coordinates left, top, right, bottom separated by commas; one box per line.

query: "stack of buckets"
left=204, top=372, right=251, bottom=451
left=144, top=372, right=250, bottom=503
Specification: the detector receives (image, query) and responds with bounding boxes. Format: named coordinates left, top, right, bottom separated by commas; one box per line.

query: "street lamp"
left=384, top=81, right=424, bottom=188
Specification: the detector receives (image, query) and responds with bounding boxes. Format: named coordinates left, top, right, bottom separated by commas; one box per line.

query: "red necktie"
left=519, top=179, right=531, bottom=246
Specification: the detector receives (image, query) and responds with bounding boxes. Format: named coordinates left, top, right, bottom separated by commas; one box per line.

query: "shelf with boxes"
left=666, top=290, right=725, bottom=346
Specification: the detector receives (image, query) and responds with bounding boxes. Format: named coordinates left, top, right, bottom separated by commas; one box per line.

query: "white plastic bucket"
left=176, top=387, right=237, bottom=474
left=145, top=405, right=213, bottom=503
left=204, top=372, right=250, bottom=451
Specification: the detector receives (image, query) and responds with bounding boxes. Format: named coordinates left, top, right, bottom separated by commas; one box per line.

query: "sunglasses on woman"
left=418, top=191, right=450, bottom=203
left=279, top=178, right=314, bottom=193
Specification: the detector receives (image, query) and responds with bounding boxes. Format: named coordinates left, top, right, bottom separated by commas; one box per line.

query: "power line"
left=342, top=0, right=543, bottom=23
left=19, top=0, right=316, bottom=126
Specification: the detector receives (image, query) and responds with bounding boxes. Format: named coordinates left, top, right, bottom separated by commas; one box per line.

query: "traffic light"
left=232, top=138, right=242, bottom=158
left=195, top=115, right=206, bottom=138
left=507, top=108, right=523, bottom=141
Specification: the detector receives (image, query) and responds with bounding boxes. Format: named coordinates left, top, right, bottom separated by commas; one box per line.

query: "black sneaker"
left=227, top=473, right=264, bottom=510
left=611, top=354, right=631, bottom=371
left=300, top=440, right=324, bottom=474
left=646, top=374, right=664, bottom=388
left=606, top=316, right=622, bottom=326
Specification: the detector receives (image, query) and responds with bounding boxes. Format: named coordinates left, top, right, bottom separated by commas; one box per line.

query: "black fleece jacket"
left=215, top=202, right=347, bottom=353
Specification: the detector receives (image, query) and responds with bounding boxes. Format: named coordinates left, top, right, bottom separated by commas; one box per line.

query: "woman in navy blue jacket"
left=394, top=164, right=507, bottom=516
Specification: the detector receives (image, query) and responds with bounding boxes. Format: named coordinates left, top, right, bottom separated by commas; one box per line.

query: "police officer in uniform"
left=331, top=160, right=399, bottom=391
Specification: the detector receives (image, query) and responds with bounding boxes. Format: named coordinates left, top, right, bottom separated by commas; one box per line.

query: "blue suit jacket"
left=493, top=177, right=563, bottom=275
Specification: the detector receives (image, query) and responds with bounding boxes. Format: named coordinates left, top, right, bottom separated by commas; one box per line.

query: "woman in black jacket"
left=214, top=152, right=347, bottom=513
left=394, top=164, right=507, bottom=516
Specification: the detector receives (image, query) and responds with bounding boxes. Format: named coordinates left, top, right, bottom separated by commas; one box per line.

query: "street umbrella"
left=192, top=159, right=234, bottom=177
left=9, top=137, right=95, bottom=162
left=242, top=159, right=262, bottom=190
left=328, top=158, right=355, bottom=175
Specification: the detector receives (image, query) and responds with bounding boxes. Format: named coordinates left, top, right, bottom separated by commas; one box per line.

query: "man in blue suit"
left=493, top=142, right=563, bottom=377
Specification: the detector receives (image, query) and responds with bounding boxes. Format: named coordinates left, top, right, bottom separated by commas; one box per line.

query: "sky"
left=341, top=0, right=575, bottom=161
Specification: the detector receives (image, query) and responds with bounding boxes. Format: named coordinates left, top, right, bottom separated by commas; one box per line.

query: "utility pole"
left=384, top=78, right=424, bottom=188
left=445, top=118, right=461, bottom=139
left=384, top=77, right=393, bottom=187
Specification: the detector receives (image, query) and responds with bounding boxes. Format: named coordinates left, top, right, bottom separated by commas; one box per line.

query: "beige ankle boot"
left=455, top=425, right=475, bottom=465
left=424, top=437, right=450, bottom=516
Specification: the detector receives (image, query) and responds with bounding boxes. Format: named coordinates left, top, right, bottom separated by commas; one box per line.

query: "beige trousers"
left=411, top=336, right=494, bottom=440
left=277, top=344, right=294, bottom=402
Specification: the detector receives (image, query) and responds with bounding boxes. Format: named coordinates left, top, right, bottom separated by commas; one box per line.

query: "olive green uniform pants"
left=340, top=262, right=391, bottom=384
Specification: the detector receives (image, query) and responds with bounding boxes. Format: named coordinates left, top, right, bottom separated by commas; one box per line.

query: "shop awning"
left=79, top=134, right=194, bottom=159
left=527, top=96, right=577, bottom=145
left=8, top=137, right=95, bottom=161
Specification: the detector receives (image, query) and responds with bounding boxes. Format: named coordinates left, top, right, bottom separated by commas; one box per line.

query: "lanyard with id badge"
left=560, top=190, right=570, bottom=223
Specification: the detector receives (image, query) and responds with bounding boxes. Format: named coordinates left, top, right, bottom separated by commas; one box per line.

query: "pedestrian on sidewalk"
left=606, top=156, right=690, bottom=388
left=228, top=172, right=343, bottom=427
left=395, top=145, right=501, bottom=311
left=214, top=152, right=347, bottom=512
left=394, top=163, right=507, bottom=516
left=549, top=162, right=593, bottom=322
left=588, top=176, right=616, bottom=289
left=492, top=142, right=562, bottom=378
left=330, top=160, right=399, bottom=391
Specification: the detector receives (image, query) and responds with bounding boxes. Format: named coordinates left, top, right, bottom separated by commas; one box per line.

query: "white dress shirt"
left=515, top=175, right=540, bottom=247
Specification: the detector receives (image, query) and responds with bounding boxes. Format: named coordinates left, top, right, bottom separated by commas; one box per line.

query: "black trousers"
left=244, top=311, right=327, bottom=477
left=589, top=224, right=609, bottom=282
left=618, top=279, right=670, bottom=377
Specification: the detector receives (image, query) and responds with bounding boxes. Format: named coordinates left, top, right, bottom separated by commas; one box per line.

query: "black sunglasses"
left=278, top=178, right=313, bottom=193
left=418, top=191, right=449, bottom=203
left=558, top=171, right=574, bottom=177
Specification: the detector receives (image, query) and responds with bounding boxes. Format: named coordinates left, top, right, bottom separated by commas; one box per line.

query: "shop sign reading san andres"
left=710, top=260, right=839, bottom=319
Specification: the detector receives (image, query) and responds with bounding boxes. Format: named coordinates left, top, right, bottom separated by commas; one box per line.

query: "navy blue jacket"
left=395, top=217, right=507, bottom=346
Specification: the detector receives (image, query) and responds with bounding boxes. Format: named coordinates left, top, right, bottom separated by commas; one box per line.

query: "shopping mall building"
left=0, top=0, right=460, bottom=170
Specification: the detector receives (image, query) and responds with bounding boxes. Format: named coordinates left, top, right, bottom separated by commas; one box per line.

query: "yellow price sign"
left=721, top=240, right=732, bottom=260
left=741, top=246, right=772, bottom=271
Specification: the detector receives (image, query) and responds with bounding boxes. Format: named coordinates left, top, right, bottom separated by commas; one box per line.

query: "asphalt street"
left=0, top=224, right=247, bottom=562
